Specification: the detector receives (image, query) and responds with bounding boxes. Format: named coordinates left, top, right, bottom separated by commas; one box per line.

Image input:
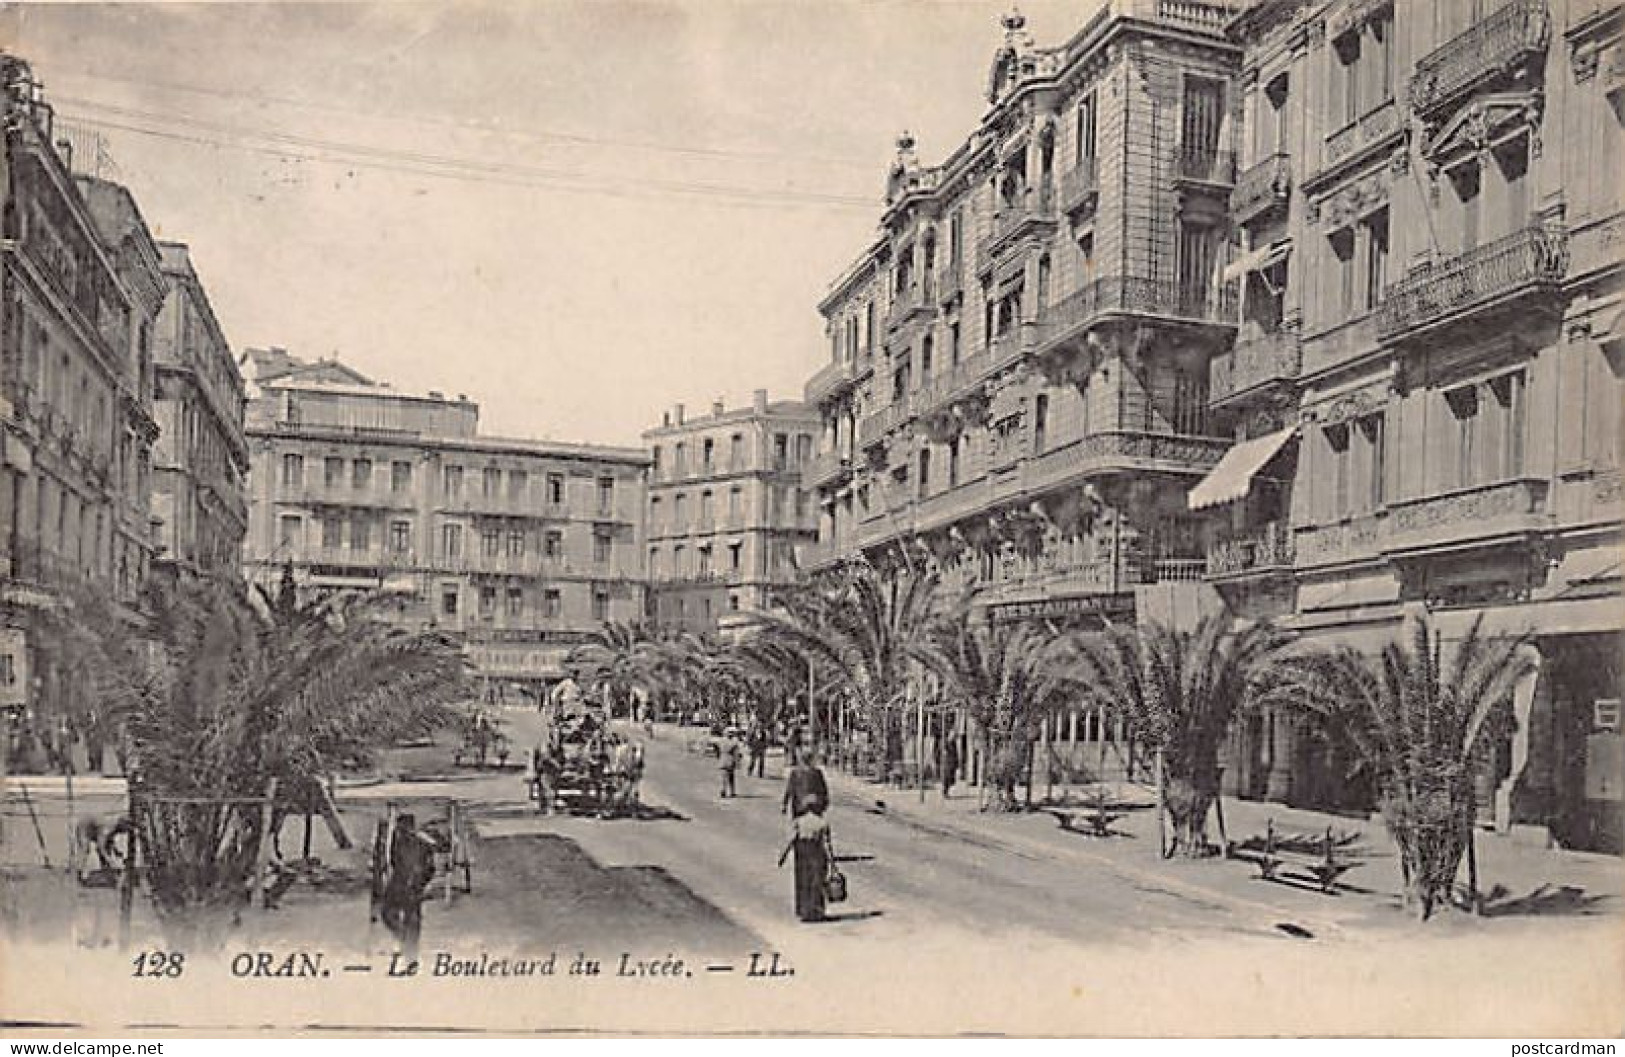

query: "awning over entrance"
left=1220, top=239, right=1292, bottom=284
left=1187, top=426, right=1298, bottom=512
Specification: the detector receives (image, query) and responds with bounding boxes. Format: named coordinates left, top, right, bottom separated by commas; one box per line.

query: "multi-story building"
left=804, top=0, right=1623, bottom=852
left=1190, top=0, right=1622, bottom=850
left=241, top=348, right=649, bottom=690
left=0, top=57, right=164, bottom=768
left=806, top=2, right=1244, bottom=764
left=642, top=391, right=819, bottom=636
left=151, top=241, right=249, bottom=577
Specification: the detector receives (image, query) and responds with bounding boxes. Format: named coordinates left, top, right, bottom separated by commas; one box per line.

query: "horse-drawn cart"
left=528, top=715, right=644, bottom=818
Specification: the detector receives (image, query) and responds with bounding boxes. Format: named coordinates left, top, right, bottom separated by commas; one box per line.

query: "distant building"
left=241, top=348, right=649, bottom=690
left=152, top=241, right=250, bottom=577
left=641, top=390, right=819, bottom=637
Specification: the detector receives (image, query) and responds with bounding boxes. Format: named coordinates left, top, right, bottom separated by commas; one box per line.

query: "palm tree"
left=753, top=562, right=940, bottom=764
left=567, top=620, right=660, bottom=717
left=920, top=613, right=1080, bottom=811
left=64, top=572, right=468, bottom=937
left=1256, top=614, right=1535, bottom=919
left=1066, top=614, right=1292, bottom=857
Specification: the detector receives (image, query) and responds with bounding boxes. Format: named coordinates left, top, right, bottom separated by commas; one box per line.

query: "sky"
left=3, top=0, right=1091, bottom=448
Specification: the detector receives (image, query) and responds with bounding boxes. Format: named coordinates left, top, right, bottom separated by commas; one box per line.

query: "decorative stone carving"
left=1318, top=167, right=1390, bottom=229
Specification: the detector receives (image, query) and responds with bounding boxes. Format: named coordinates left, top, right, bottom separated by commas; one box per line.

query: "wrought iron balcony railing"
left=1174, top=145, right=1236, bottom=186
left=979, top=186, right=1057, bottom=261
left=1324, top=99, right=1401, bottom=170
left=1209, top=327, right=1302, bottom=405
left=1035, top=276, right=1238, bottom=353
left=1230, top=152, right=1292, bottom=224
left=1060, top=157, right=1099, bottom=215
left=1409, top=0, right=1550, bottom=119
left=804, top=359, right=855, bottom=405
left=1205, top=519, right=1294, bottom=578
left=1374, top=224, right=1568, bottom=340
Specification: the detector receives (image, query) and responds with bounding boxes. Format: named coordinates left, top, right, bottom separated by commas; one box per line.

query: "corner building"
left=808, top=3, right=1244, bottom=773
left=241, top=349, right=648, bottom=693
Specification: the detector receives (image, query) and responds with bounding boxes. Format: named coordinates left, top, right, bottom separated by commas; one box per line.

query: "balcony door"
left=1181, top=77, right=1224, bottom=161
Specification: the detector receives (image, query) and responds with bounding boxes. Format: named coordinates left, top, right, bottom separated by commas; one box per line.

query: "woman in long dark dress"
left=781, top=804, right=831, bottom=922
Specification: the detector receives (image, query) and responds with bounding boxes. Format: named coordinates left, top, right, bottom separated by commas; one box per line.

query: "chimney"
left=674, top=403, right=685, bottom=425
left=662, top=411, right=671, bottom=428
left=752, top=388, right=768, bottom=414
left=428, top=390, right=444, bottom=400
left=712, top=398, right=725, bottom=418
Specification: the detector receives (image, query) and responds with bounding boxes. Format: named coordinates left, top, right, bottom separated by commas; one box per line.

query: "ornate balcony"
left=1409, top=0, right=1550, bottom=121
left=1033, top=276, right=1238, bottom=357
left=1322, top=99, right=1402, bottom=174
left=938, top=263, right=963, bottom=304
left=1205, top=519, right=1294, bottom=580
left=1381, top=476, right=1549, bottom=559
left=1059, top=157, right=1099, bottom=217
left=1374, top=224, right=1568, bottom=342
left=978, top=186, right=1057, bottom=263
left=1024, top=430, right=1231, bottom=495
left=1294, top=512, right=1385, bottom=569
left=887, top=284, right=936, bottom=332
left=1209, top=328, right=1302, bottom=407
left=804, top=359, right=856, bottom=405
left=857, top=396, right=913, bottom=450
left=805, top=448, right=851, bottom=490
left=1230, top=152, right=1292, bottom=226
left=1173, top=145, right=1236, bottom=187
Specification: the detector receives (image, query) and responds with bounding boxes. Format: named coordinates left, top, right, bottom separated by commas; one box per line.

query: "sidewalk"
left=818, top=761, right=1623, bottom=936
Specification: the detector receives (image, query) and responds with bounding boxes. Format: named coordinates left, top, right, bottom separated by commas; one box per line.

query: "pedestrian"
left=782, top=748, right=829, bottom=818
left=379, top=813, right=436, bottom=958
left=940, top=736, right=960, bottom=799
left=719, top=730, right=742, bottom=798
left=777, top=802, right=834, bottom=923
left=746, top=722, right=768, bottom=779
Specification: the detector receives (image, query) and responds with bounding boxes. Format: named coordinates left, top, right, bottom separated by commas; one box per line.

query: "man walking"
left=940, top=736, right=961, bottom=799
left=719, top=729, right=742, bottom=798
left=746, top=722, right=768, bottom=779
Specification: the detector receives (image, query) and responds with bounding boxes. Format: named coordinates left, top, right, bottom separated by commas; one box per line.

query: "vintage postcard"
left=0, top=0, right=1621, bottom=1038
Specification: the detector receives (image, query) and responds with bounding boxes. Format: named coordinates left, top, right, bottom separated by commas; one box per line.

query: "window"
left=920, top=336, right=934, bottom=384
left=730, top=433, right=744, bottom=471
left=479, top=585, right=496, bottom=618
left=390, top=521, right=411, bottom=554
left=444, top=465, right=463, bottom=499
left=674, top=442, right=687, bottom=477
left=649, top=546, right=662, bottom=578
left=506, top=587, right=524, bottom=617
left=1076, top=93, right=1097, bottom=166
left=674, top=543, right=686, bottom=577
left=797, top=434, right=813, bottom=466
left=1334, top=29, right=1362, bottom=126
left=949, top=320, right=962, bottom=367
left=697, top=543, right=713, bottom=576
left=482, top=529, right=501, bottom=558
left=948, top=437, right=960, bottom=487
left=1451, top=162, right=1482, bottom=254
left=702, top=438, right=714, bottom=474
left=1447, top=385, right=1479, bottom=489
left=1329, top=227, right=1357, bottom=318
left=348, top=517, right=369, bottom=552
left=279, top=514, right=302, bottom=549
left=483, top=467, right=501, bottom=498
left=729, top=593, right=740, bottom=612
left=281, top=453, right=303, bottom=488
left=1326, top=423, right=1352, bottom=517
left=728, top=486, right=742, bottom=524
left=699, top=489, right=714, bottom=526
left=353, top=458, right=372, bottom=490
left=392, top=461, right=412, bottom=492
left=1177, top=222, right=1219, bottom=299
left=598, top=476, right=614, bottom=514
left=1358, top=413, right=1386, bottom=510
left=592, top=589, right=610, bottom=622
left=773, top=433, right=788, bottom=471
left=650, top=495, right=662, bottom=532
left=508, top=469, right=527, bottom=500
left=918, top=448, right=931, bottom=497
left=543, top=589, right=561, bottom=619
left=322, top=515, right=343, bottom=549
left=544, top=530, right=563, bottom=557
left=1370, top=9, right=1393, bottom=109
left=508, top=529, right=525, bottom=557
left=442, top=586, right=459, bottom=616
left=547, top=473, right=565, bottom=505
left=324, top=456, right=344, bottom=487
left=673, top=492, right=687, bottom=528
left=1033, top=394, right=1049, bottom=454
left=442, top=523, right=463, bottom=559
left=729, top=541, right=742, bottom=571
left=1180, top=76, right=1224, bottom=163
left=1362, top=208, right=1389, bottom=311
left=594, top=530, right=612, bottom=564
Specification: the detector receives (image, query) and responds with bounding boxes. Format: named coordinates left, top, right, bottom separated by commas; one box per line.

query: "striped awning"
left=1187, top=427, right=1298, bottom=512
left=1220, top=240, right=1292, bottom=284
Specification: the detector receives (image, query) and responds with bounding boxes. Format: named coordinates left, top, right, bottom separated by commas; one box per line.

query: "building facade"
left=804, top=1, right=1624, bottom=852
left=642, top=391, right=819, bottom=636
left=0, top=58, right=164, bottom=768
left=151, top=242, right=249, bottom=578
left=806, top=1, right=1245, bottom=775
left=1196, top=0, right=1623, bottom=849
left=241, top=348, right=649, bottom=689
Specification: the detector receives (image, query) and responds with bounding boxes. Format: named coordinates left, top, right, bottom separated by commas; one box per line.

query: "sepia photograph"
left=0, top=0, right=1621, bottom=1039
